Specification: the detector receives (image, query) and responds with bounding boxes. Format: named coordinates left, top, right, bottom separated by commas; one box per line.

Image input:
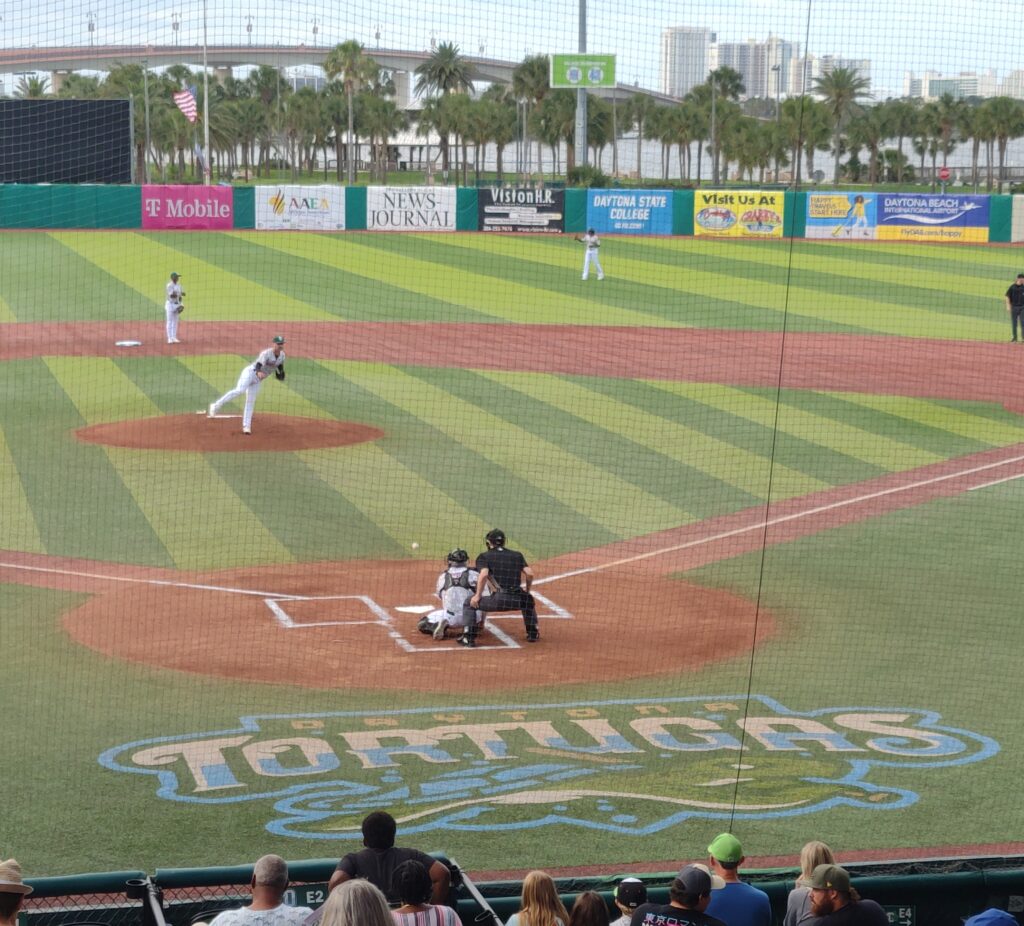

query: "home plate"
left=395, top=605, right=433, bottom=614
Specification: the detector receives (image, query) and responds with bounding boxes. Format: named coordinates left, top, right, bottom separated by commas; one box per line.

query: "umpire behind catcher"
left=459, top=528, right=539, bottom=647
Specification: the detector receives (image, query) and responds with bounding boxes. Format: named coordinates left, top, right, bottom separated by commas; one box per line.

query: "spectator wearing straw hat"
left=0, top=859, right=33, bottom=926
left=704, top=834, right=770, bottom=926
left=806, top=864, right=887, bottom=926
left=208, top=855, right=312, bottom=926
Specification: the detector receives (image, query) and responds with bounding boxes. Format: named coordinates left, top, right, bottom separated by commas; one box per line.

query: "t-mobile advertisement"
left=142, top=185, right=234, bottom=230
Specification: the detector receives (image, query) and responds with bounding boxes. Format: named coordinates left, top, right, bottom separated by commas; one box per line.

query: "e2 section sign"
left=587, top=190, right=672, bottom=234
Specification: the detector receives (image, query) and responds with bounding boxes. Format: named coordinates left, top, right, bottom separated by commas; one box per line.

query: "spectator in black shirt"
left=459, top=528, right=539, bottom=647
left=629, top=864, right=726, bottom=926
left=327, top=811, right=450, bottom=906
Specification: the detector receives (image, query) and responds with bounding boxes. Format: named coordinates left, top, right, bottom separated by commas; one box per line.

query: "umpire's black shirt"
left=1007, top=282, right=1024, bottom=307
left=476, top=546, right=529, bottom=591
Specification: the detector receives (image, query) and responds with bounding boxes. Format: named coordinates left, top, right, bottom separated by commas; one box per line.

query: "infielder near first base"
left=164, top=271, right=184, bottom=343
left=208, top=336, right=286, bottom=435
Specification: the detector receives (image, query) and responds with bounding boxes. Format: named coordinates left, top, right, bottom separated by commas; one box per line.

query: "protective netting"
left=1, top=0, right=1023, bottom=888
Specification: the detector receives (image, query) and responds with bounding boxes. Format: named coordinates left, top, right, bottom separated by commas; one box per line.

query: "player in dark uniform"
left=1006, top=273, right=1024, bottom=342
left=459, top=528, right=539, bottom=647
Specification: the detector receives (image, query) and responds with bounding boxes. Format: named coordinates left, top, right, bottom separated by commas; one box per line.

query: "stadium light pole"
left=574, top=0, right=587, bottom=169
left=201, top=0, right=210, bottom=184
left=142, top=58, right=152, bottom=182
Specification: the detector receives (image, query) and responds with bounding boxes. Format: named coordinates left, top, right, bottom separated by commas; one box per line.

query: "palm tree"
left=705, top=67, right=745, bottom=183
left=247, top=65, right=288, bottom=176
left=801, top=98, right=833, bottom=182
left=323, top=40, right=379, bottom=184
left=625, top=93, right=659, bottom=181
left=414, top=42, right=473, bottom=178
left=882, top=98, right=920, bottom=185
left=849, top=104, right=886, bottom=184
left=56, top=73, right=100, bottom=98
left=813, top=66, right=871, bottom=183
left=479, top=86, right=518, bottom=181
left=980, top=96, right=1024, bottom=192
left=15, top=75, right=50, bottom=98
left=511, top=54, right=550, bottom=178
left=533, top=89, right=576, bottom=174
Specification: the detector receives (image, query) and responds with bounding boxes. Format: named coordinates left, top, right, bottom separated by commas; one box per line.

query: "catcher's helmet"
left=485, top=528, right=506, bottom=547
left=447, top=548, right=469, bottom=565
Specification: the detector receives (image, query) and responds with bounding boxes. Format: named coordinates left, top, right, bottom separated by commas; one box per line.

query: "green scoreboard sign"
left=549, top=54, right=616, bottom=88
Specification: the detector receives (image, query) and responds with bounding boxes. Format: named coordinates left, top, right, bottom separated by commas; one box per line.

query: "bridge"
left=0, top=44, right=676, bottom=107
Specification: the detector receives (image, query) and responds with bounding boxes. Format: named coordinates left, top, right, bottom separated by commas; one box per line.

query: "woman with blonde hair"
left=783, top=841, right=836, bottom=926
left=507, top=871, right=570, bottom=926
left=320, top=879, right=394, bottom=926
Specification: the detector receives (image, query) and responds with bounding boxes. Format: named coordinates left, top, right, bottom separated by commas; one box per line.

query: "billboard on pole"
left=549, top=54, right=617, bottom=88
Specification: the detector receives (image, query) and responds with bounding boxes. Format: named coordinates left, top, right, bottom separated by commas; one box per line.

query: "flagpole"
left=201, top=0, right=210, bottom=183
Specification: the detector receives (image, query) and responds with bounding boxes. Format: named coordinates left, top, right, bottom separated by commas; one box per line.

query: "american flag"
left=172, top=86, right=197, bottom=123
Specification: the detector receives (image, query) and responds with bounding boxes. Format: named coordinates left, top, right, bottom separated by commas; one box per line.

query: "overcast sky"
left=2, top=0, right=1017, bottom=98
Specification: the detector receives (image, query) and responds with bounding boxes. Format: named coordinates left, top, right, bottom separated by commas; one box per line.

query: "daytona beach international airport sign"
left=100, top=695, right=996, bottom=839
left=877, top=193, right=989, bottom=242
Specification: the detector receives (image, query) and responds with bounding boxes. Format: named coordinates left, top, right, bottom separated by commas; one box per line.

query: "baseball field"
left=2, top=229, right=1023, bottom=877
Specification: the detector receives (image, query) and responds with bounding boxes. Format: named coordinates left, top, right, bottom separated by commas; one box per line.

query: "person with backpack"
left=417, top=549, right=483, bottom=641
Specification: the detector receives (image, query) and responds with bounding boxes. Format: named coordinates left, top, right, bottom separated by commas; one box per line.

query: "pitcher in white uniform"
left=576, top=228, right=604, bottom=281
left=164, top=271, right=184, bottom=343
left=208, top=336, right=286, bottom=435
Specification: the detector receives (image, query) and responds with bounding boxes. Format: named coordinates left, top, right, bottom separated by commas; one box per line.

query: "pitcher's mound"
left=75, top=414, right=385, bottom=452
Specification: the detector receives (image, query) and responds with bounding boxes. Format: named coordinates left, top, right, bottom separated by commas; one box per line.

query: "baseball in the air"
left=411, top=542, right=419, bottom=550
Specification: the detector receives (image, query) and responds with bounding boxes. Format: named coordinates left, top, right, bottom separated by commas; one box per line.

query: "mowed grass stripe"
left=297, top=443, right=493, bottom=555
left=46, top=356, right=294, bottom=569
left=253, top=232, right=670, bottom=327
left=582, top=375, right=878, bottom=486
left=307, top=359, right=613, bottom=558
left=631, top=235, right=996, bottom=315
left=0, top=359, right=171, bottom=563
left=0, top=294, right=16, bottom=322
left=323, top=358, right=655, bottom=540
left=0, top=422, right=45, bottom=553
left=653, top=381, right=945, bottom=470
left=51, top=231, right=332, bottom=322
left=412, top=367, right=699, bottom=522
left=825, top=392, right=1024, bottom=447
left=339, top=362, right=673, bottom=535
left=121, top=355, right=392, bottom=563
left=476, top=369, right=815, bottom=506
left=215, top=233, right=482, bottom=322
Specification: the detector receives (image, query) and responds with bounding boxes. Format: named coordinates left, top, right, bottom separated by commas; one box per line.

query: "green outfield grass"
left=0, top=231, right=1021, bottom=876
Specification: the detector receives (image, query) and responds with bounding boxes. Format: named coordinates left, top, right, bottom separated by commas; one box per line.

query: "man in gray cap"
left=807, top=864, right=887, bottom=926
left=0, top=859, right=32, bottom=926
left=629, top=864, right=727, bottom=926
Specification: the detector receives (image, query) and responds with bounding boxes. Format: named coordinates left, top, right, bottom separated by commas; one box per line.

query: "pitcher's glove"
left=176, top=304, right=185, bottom=314
left=275, top=366, right=285, bottom=381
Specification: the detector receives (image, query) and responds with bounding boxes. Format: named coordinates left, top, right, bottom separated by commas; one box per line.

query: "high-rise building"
left=660, top=26, right=715, bottom=97
left=903, top=69, right=998, bottom=100
left=791, top=54, right=872, bottom=96
left=715, top=33, right=798, bottom=99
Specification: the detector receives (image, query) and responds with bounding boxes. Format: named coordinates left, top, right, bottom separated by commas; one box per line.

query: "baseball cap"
left=808, top=864, right=851, bottom=892
left=707, top=832, right=743, bottom=863
left=675, top=863, right=725, bottom=894
left=273, top=335, right=285, bottom=344
left=170, top=271, right=180, bottom=277
left=965, top=911, right=1019, bottom=926
left=614, top=879, right=647, bottom=909
left=1017, top=273, right=1024, bottom=279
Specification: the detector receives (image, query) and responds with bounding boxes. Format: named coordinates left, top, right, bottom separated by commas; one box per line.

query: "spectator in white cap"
left=208, top=855, right=312, bottom=926
left=0, top=859, right=32, bottom=926
left=629, top=863, right=726, bottom=926
left=611, top=879, right=647, bottom=926
left=704, top=833, right=771, bottom=926
left=806, top=864, right=888, bottom=926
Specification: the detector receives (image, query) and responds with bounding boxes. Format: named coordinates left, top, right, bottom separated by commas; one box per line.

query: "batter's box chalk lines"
left=265, top=595, right=415, bottom=653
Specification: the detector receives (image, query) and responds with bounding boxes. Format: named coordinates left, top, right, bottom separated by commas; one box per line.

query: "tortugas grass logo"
left=99, top=696, right=997, bottom=839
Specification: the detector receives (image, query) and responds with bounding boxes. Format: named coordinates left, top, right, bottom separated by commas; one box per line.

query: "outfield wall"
left=1, top=184, right=1021, bottom=241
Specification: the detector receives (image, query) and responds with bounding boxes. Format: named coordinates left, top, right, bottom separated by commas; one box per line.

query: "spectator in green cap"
left=704, top=833, right=771, bottom=926
left=807, top=864, right=888, bottom=926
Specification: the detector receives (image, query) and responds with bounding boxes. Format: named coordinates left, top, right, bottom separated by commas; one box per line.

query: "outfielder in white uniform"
left=165, top=271, right=184, bottom=343
left=417, top=549, right=483, bottom=641
left=208, top=336, right=287, bottom=435
left=576, top=228, right=604, bottom=281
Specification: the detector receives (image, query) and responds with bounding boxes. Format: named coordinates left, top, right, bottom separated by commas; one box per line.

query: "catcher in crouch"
left=417, top=549, right=484, bottom=641
left=208, top=335, right=286, bottom=435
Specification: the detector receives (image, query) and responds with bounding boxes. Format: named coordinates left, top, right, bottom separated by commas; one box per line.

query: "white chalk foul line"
left=537, top=450, right=1024, bottom=585
left=968, top=472, right=1024, bottom=491
left=0, top=561, right=307, bottom=600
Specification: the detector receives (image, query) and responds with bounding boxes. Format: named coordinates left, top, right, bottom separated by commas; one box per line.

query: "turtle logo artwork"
left=100, top=695, right=998, bottom=839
